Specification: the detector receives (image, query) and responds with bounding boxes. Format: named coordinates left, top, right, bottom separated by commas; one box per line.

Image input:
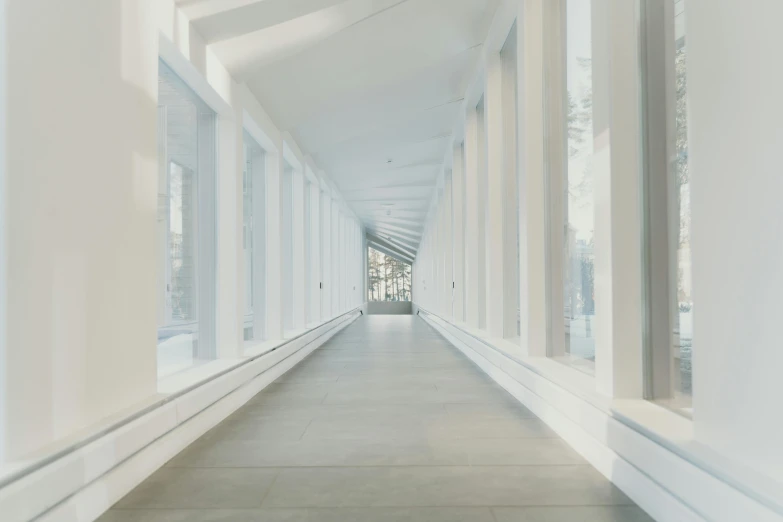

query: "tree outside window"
left=367, top=247, right=412, bottom=302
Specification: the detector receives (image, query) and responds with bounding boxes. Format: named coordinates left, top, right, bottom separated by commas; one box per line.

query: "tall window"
left=368, top=247, right=412, bottom=302
left=643, top=0, right=691, bottom=412
left=243, top=131, right=265, bottom=341
left=501, top=23, right=521, bottom=343
left=563, top=0, right=595, bottom=368
left=671, top=0, right=692, bottom=406
left=304, top=179, right=311, bottom=326
left=157, top=60, right=217, bottom=378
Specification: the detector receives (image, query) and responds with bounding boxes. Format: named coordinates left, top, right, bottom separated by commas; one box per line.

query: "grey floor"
left=100, top=316, right=653, bottom=522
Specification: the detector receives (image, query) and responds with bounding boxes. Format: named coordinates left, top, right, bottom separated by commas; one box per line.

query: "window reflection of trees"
left=368, top=247, right=412, bottom=302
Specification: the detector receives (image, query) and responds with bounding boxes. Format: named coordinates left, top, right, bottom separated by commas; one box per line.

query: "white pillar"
left=518, top=0, right=549, bottom=356
left=309, top=181, right=321, bottom=324
left=452, top=145, right=466, bottom=323
left=217, top=98, right=241, bottom=358
left=321, top=190, right=332, bottom=319
left=265, top=149, right=284, bottom=340
left=485, top=54, right=505, bottom=339
left=292, top=168, right=306, bottom=330
left=543, top=0, right=567, bottom=358
left=592, top=0, right=644, bottom=398
left=331, top=203, right=340, bottom=316
left=501, top=25, right=520, bottom=342
left=464, top=108, right=480, bottom=329
left=251, top=147, right=267, bottom=340
left=443, top=172, right=454, bottom=321
left=340, top=213, right=347, bottom=312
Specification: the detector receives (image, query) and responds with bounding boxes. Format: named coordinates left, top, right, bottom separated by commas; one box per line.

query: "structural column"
left=591, top=0, right=645, bottom=398
left=265, top=148, right=284, bottom=340
left=217, top=102, right=241, bottom=358
left=463, top=108, right=480, bottom=329
left=331, top=201, right=340, bottom=315
left=251, top=146, right=267, bottom=340
left=321, top=188, right=332, bottom=319
left=442, top=176, right=453, bottom=320
left=484, top=54, right=505, bottom=339
left=309, top=180, right=321, bottom=325
left=516, top=0, right=548, bottom=356
left=452, top=145, right=466, bottom=323
left=292, top=168, right=306, bottom=330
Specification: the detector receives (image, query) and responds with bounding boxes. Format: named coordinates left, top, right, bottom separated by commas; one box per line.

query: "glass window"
left=157, top=60, right=217, bottom=378
left=643, top=0, right=691, bottom=412
left=368, top=247, right=412, bottom=302
left=562, top=0, right=595, bottom=370
left=243, top=131, right=265, bottom=341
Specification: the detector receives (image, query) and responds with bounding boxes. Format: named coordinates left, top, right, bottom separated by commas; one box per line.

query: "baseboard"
left=0, top=310, right=360, bottom=522
left=418, top=310, right=781, bottom=522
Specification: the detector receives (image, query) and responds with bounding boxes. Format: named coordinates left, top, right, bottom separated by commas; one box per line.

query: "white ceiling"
left=176, top=0, right=500, bottom=253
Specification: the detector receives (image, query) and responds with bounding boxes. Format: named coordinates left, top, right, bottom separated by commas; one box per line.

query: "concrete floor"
left=99, top=316, right=653, bottom=522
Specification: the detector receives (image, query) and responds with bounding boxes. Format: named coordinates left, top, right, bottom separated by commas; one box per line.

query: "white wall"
left=689, top=0, right=783, bottom=480
left=0, top=0, right=364, bottom=465
left=3, top=0, right=159, bottom=460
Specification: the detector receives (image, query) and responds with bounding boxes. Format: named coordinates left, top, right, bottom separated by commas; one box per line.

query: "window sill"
left=158, top=359, right=245, bottom=395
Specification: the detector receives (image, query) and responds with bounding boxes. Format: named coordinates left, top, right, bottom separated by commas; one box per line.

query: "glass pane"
left=564, top=0, right=595, bottom=368
left=367, top=247, right=412, bottom=302
left=157, top=60, right=216, bottom=378
left=672, top=0, right=692, bottom=407
left=168, top=161, right=197, bottom=323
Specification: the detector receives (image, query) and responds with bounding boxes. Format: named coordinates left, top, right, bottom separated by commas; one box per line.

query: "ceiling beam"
left=367, top=232, right=417, bottom=259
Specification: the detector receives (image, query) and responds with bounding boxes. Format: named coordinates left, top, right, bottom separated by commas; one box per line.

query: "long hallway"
left=100, top=316, right=651, bottom=522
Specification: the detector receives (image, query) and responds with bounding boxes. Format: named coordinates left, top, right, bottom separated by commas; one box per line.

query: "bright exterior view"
left=156, top=59, right=217, bottom=378
left=563, top=0, right=595, bottom=368
left=368, top=247, right=412, bottom=302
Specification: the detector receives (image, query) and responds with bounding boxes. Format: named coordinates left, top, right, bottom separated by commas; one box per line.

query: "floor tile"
left=115, top=468, right=279, bottom=509
left=492, top=506, right=655, bottom=522
left=107, top=316, right=649, bottom=522
left=263, top=466, right=632, bottom=507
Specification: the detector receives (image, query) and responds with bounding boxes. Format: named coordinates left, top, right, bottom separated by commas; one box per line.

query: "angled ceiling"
left=176, top=0, right=501, bottom=254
